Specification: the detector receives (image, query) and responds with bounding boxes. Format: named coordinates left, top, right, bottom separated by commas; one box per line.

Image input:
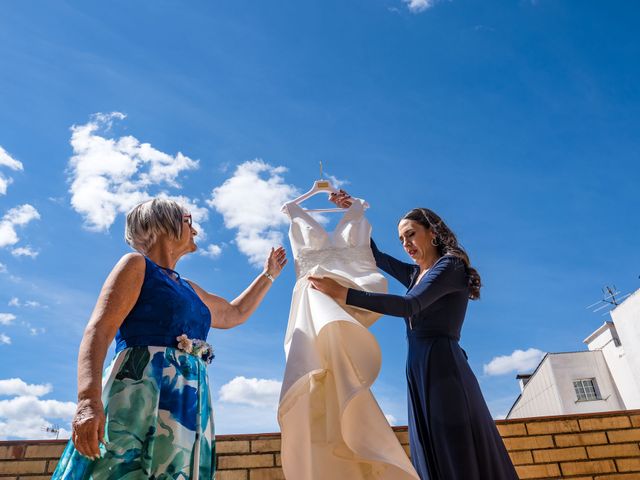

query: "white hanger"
left=281, top=162, right=368, bottom=213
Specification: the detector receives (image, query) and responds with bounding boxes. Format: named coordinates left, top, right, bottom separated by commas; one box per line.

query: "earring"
left=431, top=238, right=438, bottom=247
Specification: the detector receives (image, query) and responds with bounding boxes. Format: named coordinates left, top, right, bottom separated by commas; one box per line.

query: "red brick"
left=395, top=431, right=409, bottom=444
left=508, top=450, right=533, bottom=465
left=249, top=468, right=286, bottom=480
left=47, top=459, right=59, bottom=473
left=515, top=463, right=561, bottom=479
left=561, top=459, right=616, bottom=475
left=555, top=432, right=608, bottom=447
left=251, top=439, right=281, bottom=453
left=0, top=460, right=47, bottom=474
left=0, top=445, right=25, bottom=460
left=533, top=446, right=587, bottom=463
left=587, top=443, right=640, bottom=459
left=595, top=475, right=640, bottom=480
left=616, top=457, right=640, bottom=472
left=579, top=416, right=631, bottom=431
left=216, top=471, right=248, bottom=480
left=607, top=428, right=640, bottom=443
left=217, top=441, right=250, bottom=454
left=496, top=423, right=527, bottom=437
left=218, top=454, right=274, bottom=470
left=13, top=477, right=51, bottom=480
left=24, top=444, right=66, bottom=458
left=503, top=435, right=554, bottom=451
left=526, top=419, right=580, bottom=435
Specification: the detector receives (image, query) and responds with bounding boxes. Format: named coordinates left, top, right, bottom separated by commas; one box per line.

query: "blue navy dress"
left=346, top=241, right=517, bottom=480
left=53, top=256, right=216, bottom=480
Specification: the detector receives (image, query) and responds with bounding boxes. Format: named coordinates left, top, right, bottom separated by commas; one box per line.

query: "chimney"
left=516, top=373, right=532, bottom=392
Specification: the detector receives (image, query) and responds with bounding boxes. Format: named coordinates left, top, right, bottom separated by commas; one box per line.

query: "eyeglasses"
left=183, top=214, right=192, bottom=227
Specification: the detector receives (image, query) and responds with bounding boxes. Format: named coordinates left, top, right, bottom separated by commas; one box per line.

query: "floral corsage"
left=176, top=334, right=215, bottom=364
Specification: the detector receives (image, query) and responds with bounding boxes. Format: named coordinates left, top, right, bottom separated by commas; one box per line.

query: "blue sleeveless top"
left=115, top=257, right=212, bottom=353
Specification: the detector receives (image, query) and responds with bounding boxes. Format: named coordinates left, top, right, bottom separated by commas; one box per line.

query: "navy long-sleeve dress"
left=346, top=240, right=518, bottom=480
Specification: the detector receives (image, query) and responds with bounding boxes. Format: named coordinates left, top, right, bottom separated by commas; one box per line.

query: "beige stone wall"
left=1, top=410, right=639, bottom=479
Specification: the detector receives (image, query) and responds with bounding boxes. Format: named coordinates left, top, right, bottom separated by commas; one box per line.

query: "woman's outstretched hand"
left=264, top=246, right=288, bottom=280
left=72, top=397, right=105, bottom=460
left=328, top=189, right=353, bottom=208
left=308, top=276, right=349, bottom=303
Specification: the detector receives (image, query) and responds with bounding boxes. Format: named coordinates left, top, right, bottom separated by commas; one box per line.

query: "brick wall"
left=1, top=409, right=639, bottom=479
left=496, top=409, right=640, bottom=479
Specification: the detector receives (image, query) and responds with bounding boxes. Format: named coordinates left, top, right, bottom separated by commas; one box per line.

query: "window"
left=573, top=379, right=600, bottom=401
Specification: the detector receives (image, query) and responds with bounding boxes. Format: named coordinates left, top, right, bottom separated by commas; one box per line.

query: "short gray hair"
left=125, top=198, right=186, bottom=253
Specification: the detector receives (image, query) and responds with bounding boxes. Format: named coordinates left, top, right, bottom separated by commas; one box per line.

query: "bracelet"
left=263, top=272, right=275, bottom=283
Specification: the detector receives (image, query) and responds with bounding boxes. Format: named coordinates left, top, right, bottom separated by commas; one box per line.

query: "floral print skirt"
left=52, top=346, right=215, bottom=480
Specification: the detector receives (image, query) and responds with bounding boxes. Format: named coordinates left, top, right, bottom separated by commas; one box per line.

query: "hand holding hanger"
left=328, top=189, right=353, bottom=209
left=281, top=163, right=367, bottom=213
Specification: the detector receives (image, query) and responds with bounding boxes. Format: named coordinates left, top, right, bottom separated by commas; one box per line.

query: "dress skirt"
left=407, top=335, right=518, bottom=480
left=279, top=272, right=419, bottom=480
left=52, top=346, right=215, bottom=480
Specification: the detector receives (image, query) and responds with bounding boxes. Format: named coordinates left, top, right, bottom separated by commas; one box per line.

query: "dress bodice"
left=115, top=257, right=211, bottom=353
left=284, top=199, right=380, bottom=281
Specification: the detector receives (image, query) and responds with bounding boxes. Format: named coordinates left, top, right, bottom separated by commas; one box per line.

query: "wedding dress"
left=278, top=198, right=419, bottom=480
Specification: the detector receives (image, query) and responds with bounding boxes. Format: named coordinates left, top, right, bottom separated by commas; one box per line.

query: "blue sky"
left=0, top=0, right=639, bottom=439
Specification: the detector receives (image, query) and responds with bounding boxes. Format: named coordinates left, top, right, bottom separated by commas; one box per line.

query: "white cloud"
left=213, top=402, right=280, bottom=434
left=0, top=146, right=23, bottom=197
left=404, top=0, right=437, bottom=13
left=0, top=263, right=6, bottom=273
left=7, top=395, right=71, bottom=415
left=0, top=416, right=71, bottom=440
left=218, top=376, right=282, bottom=408
left=324, top=173, right=349, bottom=190
left=11, top=246, right=39, bottom=258
left=483, top=348, right=545, bottom=376
left=208, top=160, right=298, bottom=267
left=0, top=379, right=75, bottom=440
left=0, top=176, right=12, bottom=196
left=29, top=327, right=46, bottom=336
left=0, top=314, right=16, bottom=326
left=7, top=297, right=42, bottom=308
left=8, top=297, right=42, bottom=308
left=3, top=204, right=40, bottom=225
left=0, top=146, right=24, bottom=171
left=0, top=378, right=52, bottom=397
left=200, top=244, right=222, bottom=259
left=0, top=204, right=41, bottom=248
left=0, top=151, right=39, bottom=250
left=385, top=414, right=398, bottom=426
left=0, top=396, right=75, bottom=440
left=0, top=334, right=10, bottom=345
left=68, top=112, right=203, bottom=232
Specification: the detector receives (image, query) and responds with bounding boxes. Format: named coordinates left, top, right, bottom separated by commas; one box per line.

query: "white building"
left=507, top=289, right=640, bottom=419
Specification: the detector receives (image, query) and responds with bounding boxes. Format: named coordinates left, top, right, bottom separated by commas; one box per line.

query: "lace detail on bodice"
left=295, top=245, right=375, bottom=278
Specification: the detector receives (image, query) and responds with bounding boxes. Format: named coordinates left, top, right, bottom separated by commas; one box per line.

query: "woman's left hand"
left=308, top=276, right=348, bottom=303
left=264, top=246, right=288, bottom=280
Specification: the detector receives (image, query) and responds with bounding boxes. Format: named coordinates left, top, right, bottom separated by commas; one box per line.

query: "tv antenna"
left=41, top=424, right=60, bottom=439
left=586, top=285, right=631, bottom=316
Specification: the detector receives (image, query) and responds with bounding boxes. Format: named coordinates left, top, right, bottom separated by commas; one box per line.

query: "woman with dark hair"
left=309, top=191, right=517, bottom=480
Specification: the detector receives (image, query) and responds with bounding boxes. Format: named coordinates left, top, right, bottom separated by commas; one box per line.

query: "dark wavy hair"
left=401, top=208, right=482, bottom=300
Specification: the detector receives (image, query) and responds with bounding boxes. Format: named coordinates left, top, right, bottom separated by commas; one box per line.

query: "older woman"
left=309, top=191, right=517, bottom=480
left=53, top=198, right=286, bottom=479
